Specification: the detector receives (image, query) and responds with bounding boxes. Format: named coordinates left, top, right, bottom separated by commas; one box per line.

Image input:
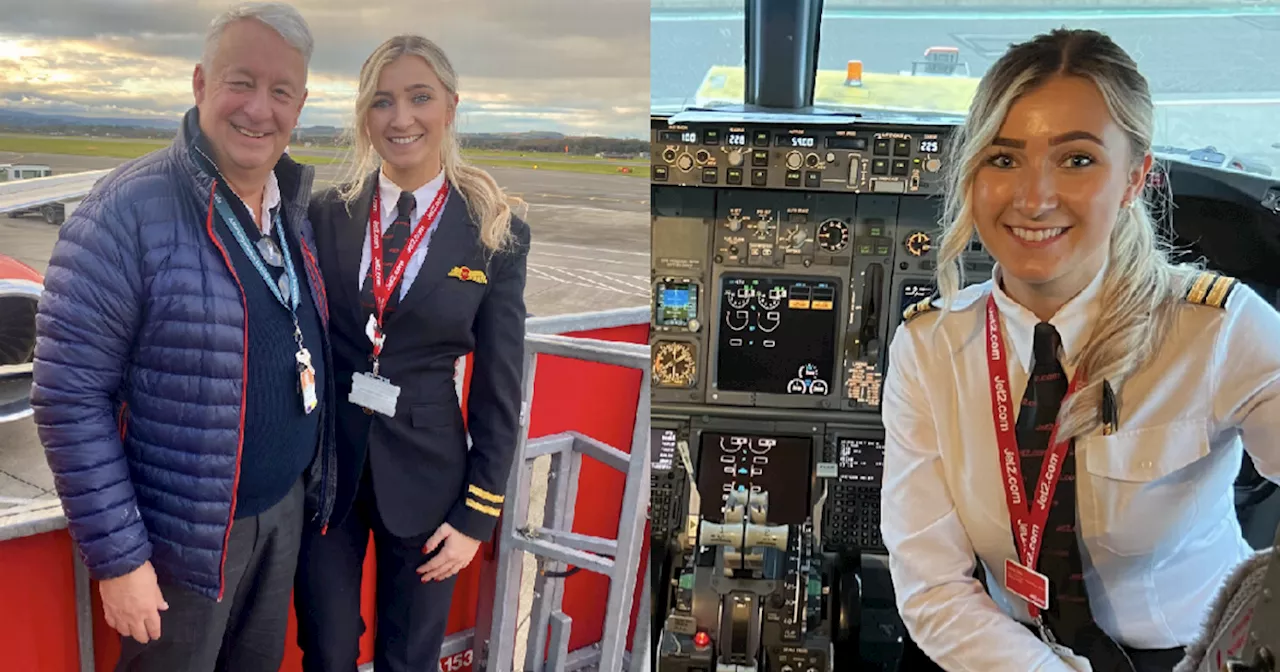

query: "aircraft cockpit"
left=648, top=1, right=1280, bottom=670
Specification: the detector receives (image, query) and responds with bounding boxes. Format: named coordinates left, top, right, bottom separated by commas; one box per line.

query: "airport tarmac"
left=0, top=152, right=651, bottom=504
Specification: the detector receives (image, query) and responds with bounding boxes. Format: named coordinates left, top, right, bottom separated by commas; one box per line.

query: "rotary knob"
left=788, top=227, right=808, bottom=247
left=726, top=148, right=744, bottom=166
left=676, top=153, right=695, bottom=172
left=905, top=230, right=932, bottom=257
left=786, top=151, right=803, bottom=170
left=726, top=215, right=744, bottom=232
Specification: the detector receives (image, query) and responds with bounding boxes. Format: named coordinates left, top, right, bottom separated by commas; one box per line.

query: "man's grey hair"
left=201, top=2, right=314, bottom=77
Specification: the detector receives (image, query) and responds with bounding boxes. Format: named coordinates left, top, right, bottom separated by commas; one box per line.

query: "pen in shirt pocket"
left=1102, top=380, right=1118, bottom=435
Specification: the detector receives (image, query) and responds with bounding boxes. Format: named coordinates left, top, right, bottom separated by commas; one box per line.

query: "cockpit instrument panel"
left=650, top=114, right=993, bottom=416
left=714, top=276, right=839, bottom=399
left=652, top=119, right=952, bottom=197
left=696, top=431, right=814, bottom=526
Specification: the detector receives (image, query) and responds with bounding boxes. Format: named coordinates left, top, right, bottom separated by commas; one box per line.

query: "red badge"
left=460, top=267, right=470, bottom=280
left=1005, top=557, right=1050, bottom=611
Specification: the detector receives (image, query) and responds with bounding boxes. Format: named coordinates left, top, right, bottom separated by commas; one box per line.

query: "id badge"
left=350, top=371, right=400, bottom=417
left=296, top=348, right=318, bottom=415
left=1005, top=557, right=1050, bottom=611
left=300, top=366, right=318, bottom=414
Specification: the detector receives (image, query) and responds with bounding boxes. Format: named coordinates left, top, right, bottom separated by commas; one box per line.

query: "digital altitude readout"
left=696, top=433, right=813, bottom=525
left=775, top=133, right=816, bottom=148
left=715, top=276, right=838, bottom=396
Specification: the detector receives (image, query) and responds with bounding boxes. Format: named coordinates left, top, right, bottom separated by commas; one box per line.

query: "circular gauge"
left=652, top=341, right=697, bottom=388
left=817, top=219, right=849, bottom=252
left=905, top=231, right=932, bottom=257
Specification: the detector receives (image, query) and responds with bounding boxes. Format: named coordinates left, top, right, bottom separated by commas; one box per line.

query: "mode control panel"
left=651, top=117, right=953, bottom=197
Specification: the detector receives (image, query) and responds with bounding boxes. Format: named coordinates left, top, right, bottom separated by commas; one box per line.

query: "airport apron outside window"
left=214, top=194, right=318, bottom=415
left=349, top=179, right=450, bottom=418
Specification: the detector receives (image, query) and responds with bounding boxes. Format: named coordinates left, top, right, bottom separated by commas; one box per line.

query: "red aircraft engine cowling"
left=0, top=254, right=42, bottom=423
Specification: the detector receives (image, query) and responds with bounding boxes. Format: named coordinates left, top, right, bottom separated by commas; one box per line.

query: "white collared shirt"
left=358, top=168, right=448, bottom=299
left=881, top=262, right=1280, bottom=671
left=244, top=169, right=281, bottom=235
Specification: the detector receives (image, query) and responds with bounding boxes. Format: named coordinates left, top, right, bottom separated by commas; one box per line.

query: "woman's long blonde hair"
left=337, top=34, right=519, bottom=251
left=935, top=28, right=1200, bottom=442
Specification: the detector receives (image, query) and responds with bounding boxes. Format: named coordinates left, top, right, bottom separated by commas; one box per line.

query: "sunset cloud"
left=0, top=0, right=649, bottom=137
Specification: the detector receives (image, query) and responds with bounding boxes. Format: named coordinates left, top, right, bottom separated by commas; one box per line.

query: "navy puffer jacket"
left=31, top=107, right=337, bottom=600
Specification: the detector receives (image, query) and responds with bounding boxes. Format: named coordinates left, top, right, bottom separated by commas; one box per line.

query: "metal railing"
left=0, top=305, right=651, bottom=672
left=474, top=323, right=651, bottom=672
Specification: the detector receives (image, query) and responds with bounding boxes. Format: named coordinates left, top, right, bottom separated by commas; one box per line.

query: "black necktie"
left=360, top=190, right=416, bottom=320
left=1017, top=323, right=1133, bottom=670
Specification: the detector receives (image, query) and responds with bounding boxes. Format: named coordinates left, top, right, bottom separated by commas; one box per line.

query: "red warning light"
left=694, top=631, right=711, bottom=648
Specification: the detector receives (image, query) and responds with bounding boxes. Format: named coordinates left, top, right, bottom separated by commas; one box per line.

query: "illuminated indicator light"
left=694, top=631, right=711, bottom=648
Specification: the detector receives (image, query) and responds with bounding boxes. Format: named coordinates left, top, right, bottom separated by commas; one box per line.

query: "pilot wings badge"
left=448, top=266, right=488, bottom=284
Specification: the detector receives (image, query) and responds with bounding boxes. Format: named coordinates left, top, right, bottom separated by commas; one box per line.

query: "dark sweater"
left=210, top=180, right=326, bottom=519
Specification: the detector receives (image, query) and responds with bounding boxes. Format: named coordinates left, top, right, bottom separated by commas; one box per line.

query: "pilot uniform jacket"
left=308, top=169, right=530, bottom=543
left=881, top=262, right=1280, bottom=672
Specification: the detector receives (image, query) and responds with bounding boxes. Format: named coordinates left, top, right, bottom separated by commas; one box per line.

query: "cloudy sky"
left=0, top=0, right=649, bottom=137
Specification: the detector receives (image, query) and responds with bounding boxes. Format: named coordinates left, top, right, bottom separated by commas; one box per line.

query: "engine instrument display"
left=715, top=276, right=839, bottom=396
left=696, top=432, right=814, bottom=525
left=656, top=281, right=699, bottom=328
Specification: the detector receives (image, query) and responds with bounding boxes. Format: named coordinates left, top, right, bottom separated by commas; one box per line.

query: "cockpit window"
left=651, top=3, right=1277, bottom=177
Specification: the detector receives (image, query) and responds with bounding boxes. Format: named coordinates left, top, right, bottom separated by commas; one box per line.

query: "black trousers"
left=115, top=476, right=305, bottom=672
left=294, top=459, right=458, bottom=672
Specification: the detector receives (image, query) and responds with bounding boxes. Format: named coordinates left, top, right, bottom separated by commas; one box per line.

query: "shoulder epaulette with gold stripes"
left=902, top=295, right=939, bottom=323
left=1185, top=271, right=1238, bottom=309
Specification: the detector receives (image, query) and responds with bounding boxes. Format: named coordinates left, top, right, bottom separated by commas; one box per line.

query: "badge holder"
left=295, top=326, right=318, bottom=415
left=350, top=314, right=401, bottom=417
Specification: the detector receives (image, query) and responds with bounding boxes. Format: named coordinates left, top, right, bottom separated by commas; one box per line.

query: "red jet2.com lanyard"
left=367, top=180, right=449, bottom=359
left=985, top=293, right=1085, bottom=619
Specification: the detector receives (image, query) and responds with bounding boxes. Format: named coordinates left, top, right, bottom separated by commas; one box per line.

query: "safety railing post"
left=478, top=333, right=649, bottom=672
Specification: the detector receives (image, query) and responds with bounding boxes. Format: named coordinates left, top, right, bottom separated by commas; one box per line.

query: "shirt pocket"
left=1081, top=418, right=1211, bottom=557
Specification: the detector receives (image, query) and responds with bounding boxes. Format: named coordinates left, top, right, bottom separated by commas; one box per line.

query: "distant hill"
left=0, top=109, right=645, bottom=155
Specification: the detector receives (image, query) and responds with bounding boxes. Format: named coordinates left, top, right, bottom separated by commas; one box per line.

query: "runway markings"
left=528, top=202, right=647, bottom=216
left=528, top=263, right=649, bottom=298
left=508, top=191, right=647, bottom=206
left=531, top=249, right=648, bottom=269
left=531, top=241, right=648, bottom=258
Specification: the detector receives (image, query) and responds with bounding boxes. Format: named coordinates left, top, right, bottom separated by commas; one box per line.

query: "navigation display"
left=836, top=437, right=885, bottom=484
left=656, top=281, right=698, bottom=327
left=696, top=433, right=813, bottom=525
left=652, top=428, right=678, bottom=471
left=715, top=276, right=838, bottom=396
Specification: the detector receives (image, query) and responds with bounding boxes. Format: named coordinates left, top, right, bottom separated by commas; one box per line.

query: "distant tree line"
left=2, top=121, right=647, bottom=156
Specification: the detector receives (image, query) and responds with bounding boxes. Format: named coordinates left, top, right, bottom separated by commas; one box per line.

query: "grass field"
left=0, top=134, right=648, bottom=178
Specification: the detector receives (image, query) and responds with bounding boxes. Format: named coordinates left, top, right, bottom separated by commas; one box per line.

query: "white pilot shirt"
left=880, top=261, right=1280, bottom=671
left=358, top=168, right=449, bottom=299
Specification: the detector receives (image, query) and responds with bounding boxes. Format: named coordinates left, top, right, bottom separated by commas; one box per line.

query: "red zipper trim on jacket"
left=299, top=245, right=329, bottom=328
left=117, top=401, right=129, bottom=441
left=203, top=180, right=248, bottom=602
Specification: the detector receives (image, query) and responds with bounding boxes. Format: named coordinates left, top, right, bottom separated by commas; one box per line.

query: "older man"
left=30, top=3, right=335, bottom=670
